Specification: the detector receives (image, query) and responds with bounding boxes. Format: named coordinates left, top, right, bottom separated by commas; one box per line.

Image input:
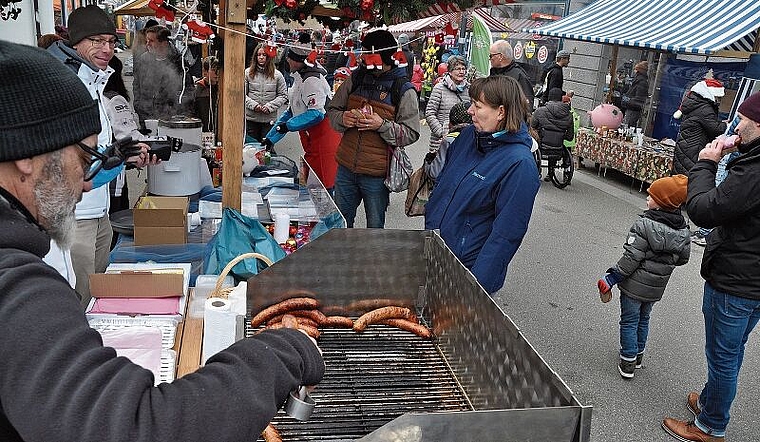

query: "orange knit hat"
left=648, top=174, right=688, bottom=210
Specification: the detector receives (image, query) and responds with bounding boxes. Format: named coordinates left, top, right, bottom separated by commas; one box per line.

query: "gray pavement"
left=121, top=56, right=758, bottom=438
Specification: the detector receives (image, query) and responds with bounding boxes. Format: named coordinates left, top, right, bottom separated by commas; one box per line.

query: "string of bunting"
left=158, top=0, right=427, bottom=66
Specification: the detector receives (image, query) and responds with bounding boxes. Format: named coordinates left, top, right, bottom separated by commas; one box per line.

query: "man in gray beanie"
left=263, top=31, right=341, bottom=190
left=0, top=40, right=324, bottom=441
left=47, top=4, right=154, bottom=304
left=537, top=49, right=570, bottom=106
left=397, top=33, right=415, bottom=80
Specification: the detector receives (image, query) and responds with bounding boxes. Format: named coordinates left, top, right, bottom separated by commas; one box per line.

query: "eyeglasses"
left=488, top=53, right=501, bottom=59
left=76, top=142, right=109, bottom=181
left=86, top=37, right=118, bottom=49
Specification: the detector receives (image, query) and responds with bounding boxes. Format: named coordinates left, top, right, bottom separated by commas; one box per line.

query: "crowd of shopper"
left=18, top=7, right=760, bottom=441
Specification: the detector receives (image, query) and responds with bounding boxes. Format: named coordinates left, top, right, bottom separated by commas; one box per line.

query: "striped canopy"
left=523, top=0, right=760, bottom=55
left=387, top=8, right=508, bottom=33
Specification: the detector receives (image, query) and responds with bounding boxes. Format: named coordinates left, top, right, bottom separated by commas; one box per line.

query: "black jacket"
left=531, top=101, right=573, bottom=148
left=539, top=63, right=563, bottom=104
left=615, top=209, right=691, bottom=303
left=0, top=189, right=323, bottom=441
left=672, top=93, right=726, bottom=174
left=622, top=71, right=648, bottom=111
left=686, top=137, right=760, bottom=300
left=491, top=62, right=535, bottom=111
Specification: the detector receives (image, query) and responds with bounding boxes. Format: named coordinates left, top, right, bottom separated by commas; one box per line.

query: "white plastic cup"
left=274, top=213, right=290, bottom=243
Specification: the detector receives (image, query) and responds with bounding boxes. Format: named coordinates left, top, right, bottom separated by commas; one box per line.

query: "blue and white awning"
left=523, top=0, right=760, bottom=55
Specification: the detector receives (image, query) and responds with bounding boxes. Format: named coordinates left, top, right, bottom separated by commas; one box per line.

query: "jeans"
left=333, top=165, right=389, bottom=228
left=619, top=294, right=654, bottom=360
left=695, top=282, right=760, bottom=436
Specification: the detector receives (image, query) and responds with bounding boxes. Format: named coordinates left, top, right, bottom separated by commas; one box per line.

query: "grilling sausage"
left=262, top=424, right=282, bottom=442
left=264, top=321, right=321, bottom=339
left=250, top=297, right=320, bottom=327
left=353, top=306, right=415, bottom=332
left=322, top=315, right=354, bottom=328
left=379, top=318, right=433, bottom=338
left=268, top=314, right=320, bottom=328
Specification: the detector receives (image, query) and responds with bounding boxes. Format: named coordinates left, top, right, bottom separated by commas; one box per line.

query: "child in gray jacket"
left=597, top=174, right=691, bottom=379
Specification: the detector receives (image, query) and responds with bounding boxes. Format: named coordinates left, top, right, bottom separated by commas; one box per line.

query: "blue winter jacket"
left=424, top=123, right=540, bottom=293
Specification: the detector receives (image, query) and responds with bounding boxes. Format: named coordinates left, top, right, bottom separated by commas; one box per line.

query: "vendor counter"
left=575, top=128, right=674, bottom=183
left=99, top=157, right=345, bottom=377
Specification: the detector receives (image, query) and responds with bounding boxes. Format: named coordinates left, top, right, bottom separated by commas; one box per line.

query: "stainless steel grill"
left=248, top=326, right=472, bottom=441
left=247, top=229, right=591, bottom=442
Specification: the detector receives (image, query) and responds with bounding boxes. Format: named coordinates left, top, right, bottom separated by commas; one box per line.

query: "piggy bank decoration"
left=242, top=143, right=263, bottom=176
left=588, top=103, right=624, bottom=130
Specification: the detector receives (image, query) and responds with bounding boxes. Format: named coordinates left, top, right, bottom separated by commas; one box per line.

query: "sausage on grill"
left=265, top=321, right=321, bottom=339
left=322, top=315, right=354, bottom=328
left=353, top=306, right=415, bottom=332
left=250, top=297, right=320, bottom=327
left=262, top=424, right=282, bottom=442
left=379, top=318, right=433, bottom=338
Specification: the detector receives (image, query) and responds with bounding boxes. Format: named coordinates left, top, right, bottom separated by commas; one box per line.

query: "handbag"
left=404, top=164, right=434, bottom=216
left=384, top=146, right=413, bottom=192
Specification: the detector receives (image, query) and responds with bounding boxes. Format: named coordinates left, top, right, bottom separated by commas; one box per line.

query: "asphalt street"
left=273, top=126, right=760, bottom=441
left=120, top=54, right=759, bottom=437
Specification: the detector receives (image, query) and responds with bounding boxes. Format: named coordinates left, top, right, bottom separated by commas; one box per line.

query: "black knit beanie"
left=361, top=30, right=397, bottom=66
left=0, top=40, right=101, bottom=162
left=288, top=32, right=311, bottom=62
left=68, top=5, right=117, bottom=46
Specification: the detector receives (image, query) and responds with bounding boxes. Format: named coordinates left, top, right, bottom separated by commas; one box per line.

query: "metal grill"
left=246, top=324, right=472, bottom=441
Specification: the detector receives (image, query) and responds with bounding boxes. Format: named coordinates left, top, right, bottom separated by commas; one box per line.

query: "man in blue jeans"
left=662, top=91, right=760, bottom=442
left=326, top=30, right=419, bottom=228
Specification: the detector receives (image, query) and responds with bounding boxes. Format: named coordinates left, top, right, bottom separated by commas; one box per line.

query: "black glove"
left=261, top=137, right=274, bottom=151
left=275, top=122, right=289, bottom=134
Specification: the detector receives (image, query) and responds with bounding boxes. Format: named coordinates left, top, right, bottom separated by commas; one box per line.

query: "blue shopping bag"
left=203, top=208, right=286, bottom=280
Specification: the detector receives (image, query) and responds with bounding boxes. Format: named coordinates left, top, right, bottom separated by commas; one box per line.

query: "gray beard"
left=34, top=151, right=78, bottom=249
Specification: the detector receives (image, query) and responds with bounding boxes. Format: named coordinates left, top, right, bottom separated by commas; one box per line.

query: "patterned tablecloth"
left=575, top=129, right=674, bottom=183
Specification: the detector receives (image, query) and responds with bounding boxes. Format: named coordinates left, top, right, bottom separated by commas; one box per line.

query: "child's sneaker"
left=619, top=358, right=635, bottom=379
left=598, top=278, right=613, bottom=303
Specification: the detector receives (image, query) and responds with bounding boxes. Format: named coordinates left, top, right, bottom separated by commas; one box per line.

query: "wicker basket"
left=208, top=252, right=274, bottom=299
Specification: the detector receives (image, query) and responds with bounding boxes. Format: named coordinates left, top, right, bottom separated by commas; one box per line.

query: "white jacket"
left=48, top=41, right=114, bottom=220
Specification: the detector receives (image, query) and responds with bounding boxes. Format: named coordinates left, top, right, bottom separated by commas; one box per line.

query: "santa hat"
left=674, top=78, right=725, bottom=118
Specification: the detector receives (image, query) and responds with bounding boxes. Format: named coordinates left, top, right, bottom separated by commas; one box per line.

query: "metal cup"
left=285, top=386, right=316, bottom=421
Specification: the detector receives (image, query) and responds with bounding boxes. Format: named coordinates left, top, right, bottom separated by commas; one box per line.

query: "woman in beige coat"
left=245, top=42, right=289, bottom=142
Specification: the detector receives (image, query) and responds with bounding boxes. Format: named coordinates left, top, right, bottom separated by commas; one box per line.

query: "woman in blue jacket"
left=425, top=76, right=540, bottom=293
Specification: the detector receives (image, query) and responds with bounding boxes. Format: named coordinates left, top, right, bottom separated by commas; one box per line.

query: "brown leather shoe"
left=687, top=392, right=702, bottom=416
left=662, top=418, right=724, bottom=442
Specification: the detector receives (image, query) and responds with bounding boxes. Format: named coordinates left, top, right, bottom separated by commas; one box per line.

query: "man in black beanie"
left=0, top=40, right=324, bottom=441
left=327, top=29, right=420, bottom=228
left=47, top=4, right=154, bottom=304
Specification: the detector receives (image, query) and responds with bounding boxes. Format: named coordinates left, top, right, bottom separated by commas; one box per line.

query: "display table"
left=575, top=128, right=674, bottom=183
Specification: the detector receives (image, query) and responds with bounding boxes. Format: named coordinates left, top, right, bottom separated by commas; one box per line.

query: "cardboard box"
left=89, top=270, right=184, bottom=298
left=133, top=196, right=188, bottom=246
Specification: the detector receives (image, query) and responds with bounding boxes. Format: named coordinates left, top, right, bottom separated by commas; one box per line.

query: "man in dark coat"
left=538, top=49, right=570, bottom=105
left=621, top=61, right=650, bottom=127
left=662, top=91, right=760, bottom=442
left=489, top=39, right=534, bottom=111
left=0, top=40, right=323, bottom=442
left=671, top=79, right=727, bottom=175
left=531, top=88, right=574, bottom=179
left=397, top=33, right=416, bottom=80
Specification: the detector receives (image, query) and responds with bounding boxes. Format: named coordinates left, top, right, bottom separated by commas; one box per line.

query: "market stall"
left=524, top=0, right=760, bottom=181
left=575, top=128, right=672, bottom=184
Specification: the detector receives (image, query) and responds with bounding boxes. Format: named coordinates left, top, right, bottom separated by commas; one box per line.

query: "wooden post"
left=218, top=0, right=246, bottom=210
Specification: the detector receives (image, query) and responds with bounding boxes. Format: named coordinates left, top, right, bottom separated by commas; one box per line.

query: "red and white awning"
left=418, top=0, right=515, bottom=18
left=387, top=8, right=509, bottom=33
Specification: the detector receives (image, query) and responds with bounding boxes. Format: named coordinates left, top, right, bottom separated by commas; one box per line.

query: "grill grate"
left=246, top=324, right=473, bottom=441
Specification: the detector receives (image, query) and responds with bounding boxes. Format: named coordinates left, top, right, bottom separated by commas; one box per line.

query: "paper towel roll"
left=203, top=297, right=237, bottom=364
left=274, top=213, right=290, bottom=244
